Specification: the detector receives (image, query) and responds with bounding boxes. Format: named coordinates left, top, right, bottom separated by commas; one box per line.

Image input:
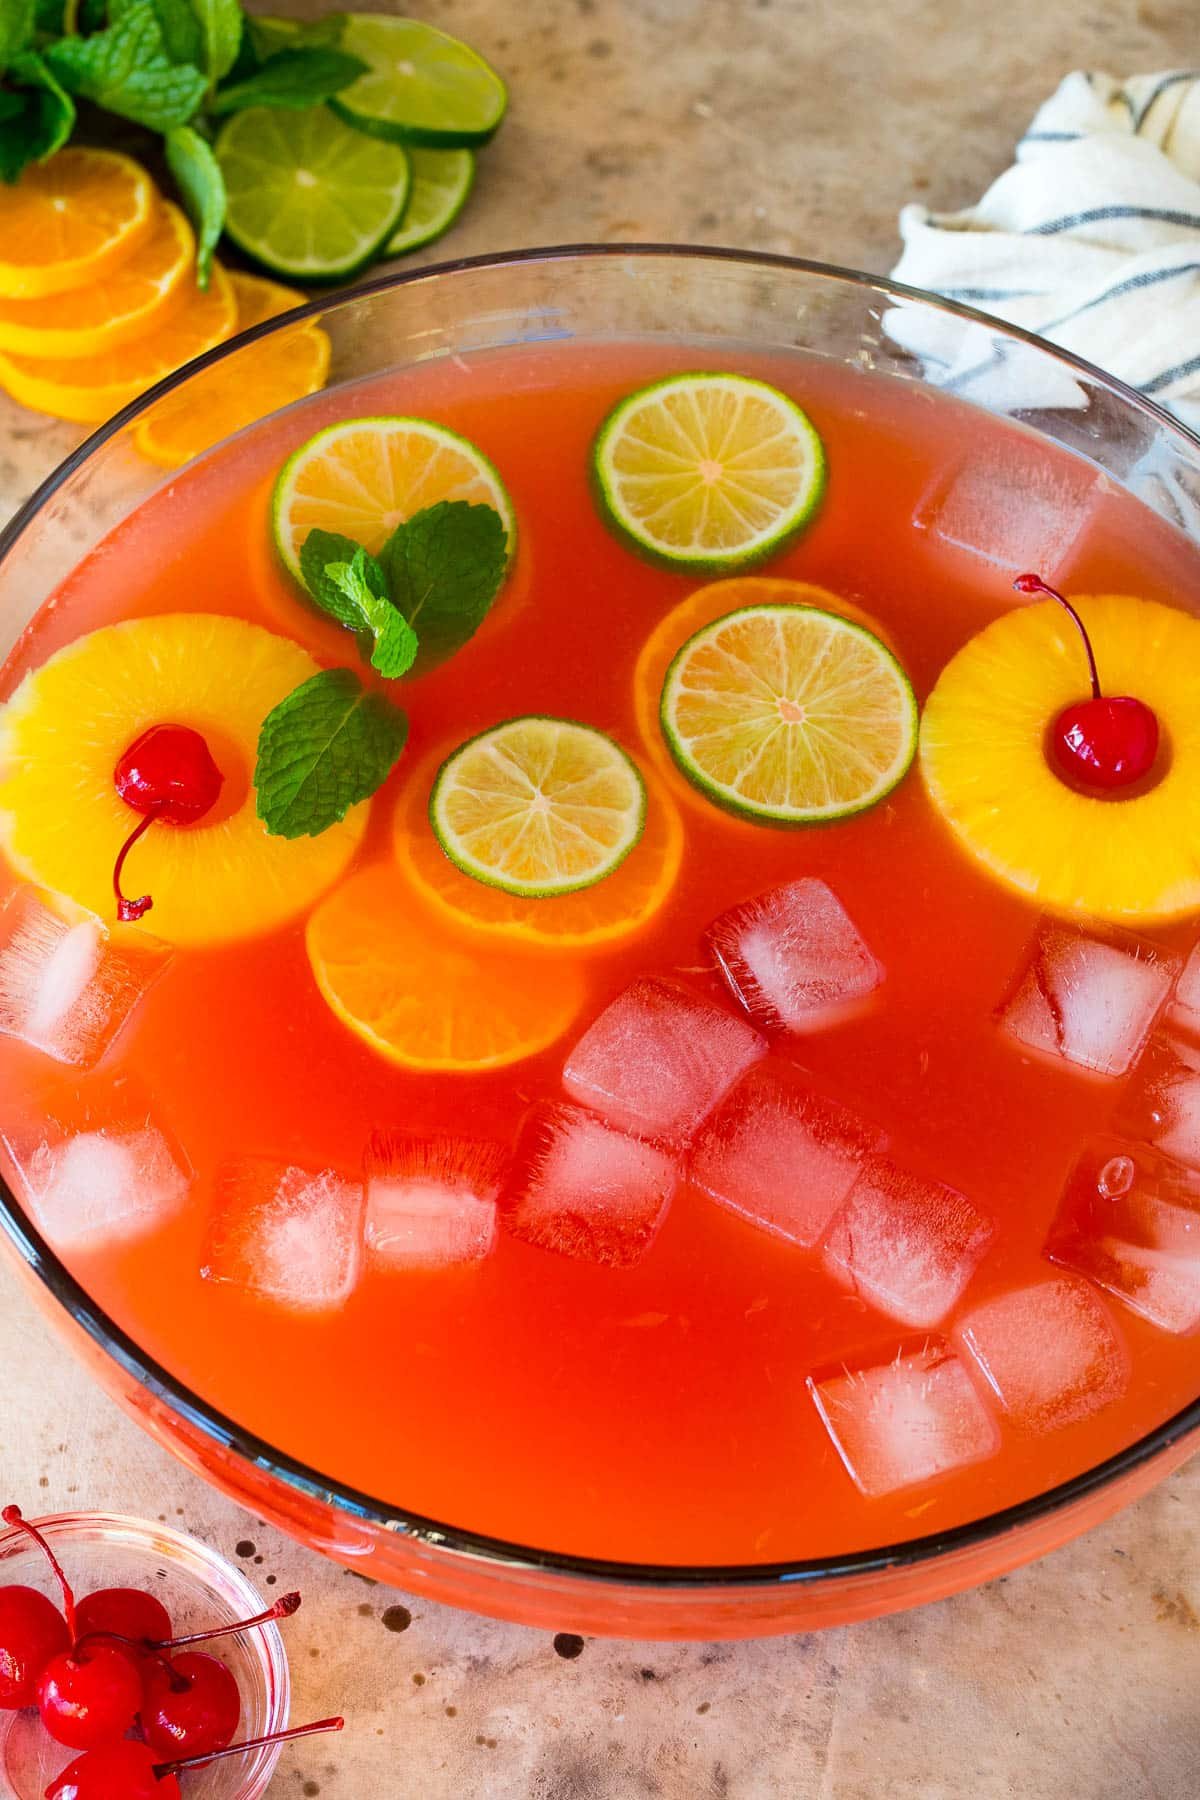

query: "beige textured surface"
left=3, top=2, right=1200, bottom=1794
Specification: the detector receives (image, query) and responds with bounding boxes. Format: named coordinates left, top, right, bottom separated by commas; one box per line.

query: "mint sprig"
left=208, top=43, right=365, bottom=115
left=255, top=667, right=408, bottom=840
left=45, top=2, right=208, bottom=129
left=163, top=122, right=223, bottom=283
left=298, top=530, right=418, bottom=677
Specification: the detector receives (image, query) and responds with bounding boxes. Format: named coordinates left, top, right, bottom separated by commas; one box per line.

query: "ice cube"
left=955, top=1276, right=1127, bottom=1430
left=998, top=920, right=1177, bottom=1078
left=562, top=977, right=765, bottom=1147
left=1046, top=1137, right=1200, bottom=1334
left=0, top=887, right=170, bottom=1069
left=11, top=1123, right=190, bottom=1254
left=809, top=1343, right=1000, bottom=1498
left=1116, top=1028, right=1200, bottom=1167
left=501, top=1103, right=677, bottom=1267
left=203, top=1161, right=365, bottom=1312
left=913, top=448, right=1098, bottom=579
left=364, top=1131, right=503, bottom=1269
left=823, top=1160, right=993, bottom=1327
left=706, top=878, right=882, bottom=1034
left=1169, top=941, right=1200, bottom=1033
left=689, top=1061, right=884, bottom=1247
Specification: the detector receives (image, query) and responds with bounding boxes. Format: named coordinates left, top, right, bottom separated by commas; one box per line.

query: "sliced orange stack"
left=0, top=148, right=330, bottom=458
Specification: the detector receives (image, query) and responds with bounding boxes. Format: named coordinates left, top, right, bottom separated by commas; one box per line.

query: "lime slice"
left=216, top=106, right=410, bottom=281
left=430, top=718, right=647, bottom=897
left=593, top=372, right=826, bottom=572
left=385, top=147, right=475, bottom=256
left=272, top=415, right=516, bottom=585
left=660, top=604, right=917, bottom=824
left=329, top=15, right=507, bottom=148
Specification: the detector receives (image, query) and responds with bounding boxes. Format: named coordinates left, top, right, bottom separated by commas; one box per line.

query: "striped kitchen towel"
left=888, top=70, right=1200, bottom=429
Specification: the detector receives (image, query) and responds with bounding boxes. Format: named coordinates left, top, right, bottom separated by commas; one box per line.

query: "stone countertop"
left=3, top=2, right=1200, bottom=1794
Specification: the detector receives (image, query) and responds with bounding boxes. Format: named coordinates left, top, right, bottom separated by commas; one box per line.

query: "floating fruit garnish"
left=659, top=603, right=917, bottom=824
left=0, top=616, right=367, bottom=945
left=921, top=586, right=1200, bottom=921
left=112, top=725, right=225, bottom=923
left=1013, top=572, right=1160, bottom=791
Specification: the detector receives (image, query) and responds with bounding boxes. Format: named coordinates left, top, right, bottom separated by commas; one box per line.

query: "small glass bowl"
left=0, top=1512, right=290, bottom=1800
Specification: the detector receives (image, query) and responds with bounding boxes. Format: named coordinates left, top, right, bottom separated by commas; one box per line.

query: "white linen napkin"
left=889, top=71, right=1200, bottom=429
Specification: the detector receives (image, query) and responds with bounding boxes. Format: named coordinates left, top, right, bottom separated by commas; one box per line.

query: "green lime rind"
left=592, top=370, right=827, bottom=574
left=271, top=414, right=518, bottom=588
left=216, top=105, right=410, bottom=281
left=328, top=14, right=507, bottom=149
left=429, top=716, right=648, bottom=898
left=385, top=146, right=475, bottom=256
left=659, top=603, right=918, bottom=826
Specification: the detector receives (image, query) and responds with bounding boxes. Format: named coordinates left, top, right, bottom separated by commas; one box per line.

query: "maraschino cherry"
left=0, top=1585, right=70, bottom=1710
left=112, top=723, right=224, bottom=922
left=45, top=1715, right=345, bottom=1800
left=1014, top=572, right=1160, bottom=791
left=73, top=1587, right=173, bottom=1655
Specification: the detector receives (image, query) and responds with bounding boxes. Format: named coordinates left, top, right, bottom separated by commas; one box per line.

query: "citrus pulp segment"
left=0, top=203, right=194, bottom=358
left=660, top=604, right=918, bottom=824
left=216, top=105, right=410, bottom=281
left=0, top=615, right=366, bottom=946
left=429, top=719, right=647, bottom=898
left=0, top=149, right=156, bottom=300
left=385, top=147, right=475, bottom=255
left=398, top=750, right=683, bottom=948
left=306, top=863, right=587, bottom=1070
left=0, top=261, right=237, bottom=426
left=920, top=592, right=1200, bottom=922
left=329, top=14, right=507, bottom=147
left=271, top=414, right=516, bottom=584
left=593, top=372, right=826, bottom=571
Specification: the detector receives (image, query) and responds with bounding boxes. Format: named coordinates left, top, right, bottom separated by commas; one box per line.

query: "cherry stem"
left=1, top=1506, right=76, bottom=1640
left=150, top=1591, right=301, bottom=1651
left=1013, top=571, right=1102, bottom=700
left=155, top=1715, right=344, bottom=1777
left=112, top=810, right=157, bottom=923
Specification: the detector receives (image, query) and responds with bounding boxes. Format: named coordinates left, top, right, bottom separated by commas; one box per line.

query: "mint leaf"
left=164, top=122, right=223, bottom=286
left=299, top=528, right=372, bottom=631
left=189, top=0, right=240, bottom=83
left=210, top=43, right=365, bottom=114
left=381, top=501, right=508, bottom=670
left=147, top=0, right=202, bottom=67
left=0, top=50, right=73, bottom=182
left=326, top=548, right=419, bottom=679
left=0, top=0, right=35, bottom=73
left=46, top=2, right=206, bottom=128
left=298, top=532, right=419, bottom=679
left=255, top=666, right=408, bottom=839
left=33, top=0, right=65, bottom=36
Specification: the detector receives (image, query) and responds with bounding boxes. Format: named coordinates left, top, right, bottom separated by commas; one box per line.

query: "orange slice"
left=0, top=203, right=194, bottom=359
left=395, top=748, right=684, bottom=950
left=0, top=149, right=156, bottom=300
left=0, top=260, right=237, bottom=426
left=633, top=576, right=895, bottom=778
left=307, top=862, right=587, bottom=1070
left=134, top=272, right=330, bottom=469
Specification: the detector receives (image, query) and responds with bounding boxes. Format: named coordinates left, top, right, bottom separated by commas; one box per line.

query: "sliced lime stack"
left=593, top=372, right=826, bottom=572
left=216, top=106, right=410, bottom=281
left=330, top=15, right=507, bottom=147
left=430, top=719, right=647, bottom=897
left=660, top=604, right=917, bottom=824
left=386, top=147, right=475, bottom=256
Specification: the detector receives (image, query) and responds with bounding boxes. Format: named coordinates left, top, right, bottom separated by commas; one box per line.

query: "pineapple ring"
left=920, top=592, right=1200, bottom=924
left=0, top=614, right=366, bottom=946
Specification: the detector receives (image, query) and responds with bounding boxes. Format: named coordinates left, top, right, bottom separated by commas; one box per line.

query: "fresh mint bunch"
left=255, top=500, right=508, bottom=837
left=0, top=0, right=365, bottom=285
